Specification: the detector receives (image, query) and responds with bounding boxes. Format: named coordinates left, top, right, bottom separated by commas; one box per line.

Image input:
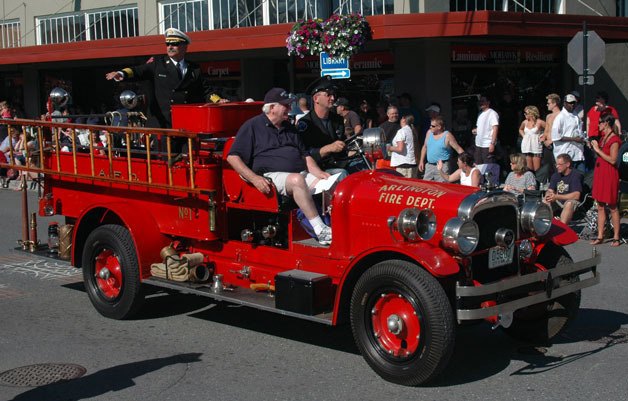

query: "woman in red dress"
left=590, top=113, right=622, bottom=246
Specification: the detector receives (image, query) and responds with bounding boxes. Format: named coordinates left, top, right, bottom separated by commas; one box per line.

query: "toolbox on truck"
left=171, top=102, right=263, bottom=137
left=274, top=270, right=333, bottom=315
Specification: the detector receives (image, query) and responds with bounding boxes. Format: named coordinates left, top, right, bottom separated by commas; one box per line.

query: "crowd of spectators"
left=336, top=88, right=624, bottom=246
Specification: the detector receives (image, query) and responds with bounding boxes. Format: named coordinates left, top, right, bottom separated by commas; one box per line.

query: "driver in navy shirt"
left=227, top=88, right=333, bottom=245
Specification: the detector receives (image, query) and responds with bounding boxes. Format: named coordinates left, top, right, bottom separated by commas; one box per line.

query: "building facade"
left=1, top=0, right=627, bottom=142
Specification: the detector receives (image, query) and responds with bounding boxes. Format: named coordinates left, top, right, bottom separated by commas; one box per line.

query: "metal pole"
left=288, top=54, right=295, bottom=93
left=582, top=21, right=588, bottom=137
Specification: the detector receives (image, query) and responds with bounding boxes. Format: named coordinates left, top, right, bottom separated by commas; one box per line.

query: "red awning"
left=1, top=11, right=627, bottom=66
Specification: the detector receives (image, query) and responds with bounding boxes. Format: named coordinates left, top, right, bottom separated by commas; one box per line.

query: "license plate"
left=488, top=245, right=514, bottom=269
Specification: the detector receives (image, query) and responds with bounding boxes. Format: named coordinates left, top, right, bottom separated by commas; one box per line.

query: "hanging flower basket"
left=286, top=18, right=325, bottom=58
left=286, top=13, right=371, bottom=59
left=322, top=13, right=372, bottom=59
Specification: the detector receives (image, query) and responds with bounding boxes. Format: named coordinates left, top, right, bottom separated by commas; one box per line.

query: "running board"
left=143, top=277, right=334, bottom=325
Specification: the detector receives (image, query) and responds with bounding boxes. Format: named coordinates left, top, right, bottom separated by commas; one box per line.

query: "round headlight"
left=442, top=217, right=479, bottom=255
left=520, top=201, right=552, bottom=236
left=396, top=208, right=437, bottom=241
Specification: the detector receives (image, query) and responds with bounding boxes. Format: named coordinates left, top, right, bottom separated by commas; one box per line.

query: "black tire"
left=350, top=260, right=455, bottom=386
left=82, top=224, right=144, bottom=319
left=502, top=243, right=581, bottom=343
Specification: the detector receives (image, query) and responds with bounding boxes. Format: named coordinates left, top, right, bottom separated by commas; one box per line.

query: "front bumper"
left=455, top=252, right=601, bottom=321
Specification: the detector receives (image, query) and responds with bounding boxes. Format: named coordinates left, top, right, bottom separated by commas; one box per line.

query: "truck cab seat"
left=222, top=137, right=287, bottom=213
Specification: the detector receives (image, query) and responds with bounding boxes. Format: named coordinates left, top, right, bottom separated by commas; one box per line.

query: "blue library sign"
left=320, top=52, right=351, bottom=79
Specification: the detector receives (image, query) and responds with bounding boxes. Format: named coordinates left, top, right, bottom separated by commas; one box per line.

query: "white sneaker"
left=316, top=226, right=332, bottom=245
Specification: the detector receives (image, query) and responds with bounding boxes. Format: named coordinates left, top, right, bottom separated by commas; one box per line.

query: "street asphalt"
left=0, top=187, right=626, bottom=401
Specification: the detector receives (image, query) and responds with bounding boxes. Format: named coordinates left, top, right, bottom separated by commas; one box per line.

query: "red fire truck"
left=1, top=101, right=600, bottom=386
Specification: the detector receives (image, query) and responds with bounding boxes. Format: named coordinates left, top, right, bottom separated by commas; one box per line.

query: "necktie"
left=177, top=62, right=184, bottom=80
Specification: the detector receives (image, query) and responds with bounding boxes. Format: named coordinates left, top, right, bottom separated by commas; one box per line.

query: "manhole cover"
left=0, top=363, right=86, bottom=387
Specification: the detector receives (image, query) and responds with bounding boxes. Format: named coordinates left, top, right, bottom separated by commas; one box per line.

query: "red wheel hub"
left=371, top=292, right=421, bottom=358
left=94, top=249, right=123, bottom=299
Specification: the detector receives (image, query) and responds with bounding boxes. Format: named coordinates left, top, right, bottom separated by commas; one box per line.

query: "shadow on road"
left=421, top=308, right=627, bottom=387
left=507, top=308, right=628, bottom=376
left=61, top=283, right=217, bottom=319
left=61, top=279, right=627, bottom=387
left=9, top=353, right=202, bottom=401
left=189, top=302, right=359, bottom=355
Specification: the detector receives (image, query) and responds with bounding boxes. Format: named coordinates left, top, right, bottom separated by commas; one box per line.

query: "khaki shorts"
left=263, top=171, right=319, bottom=196
left=556, top=199, right=579, bottom=209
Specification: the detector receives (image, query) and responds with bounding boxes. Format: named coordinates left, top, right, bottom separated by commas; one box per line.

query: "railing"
left=450, top=0, right=557, bottom=13
left=0, top=20, right=21, bottom=48
left=0, top=119, right=216, bottom=195
left=36, top=6, right=139, bottom=45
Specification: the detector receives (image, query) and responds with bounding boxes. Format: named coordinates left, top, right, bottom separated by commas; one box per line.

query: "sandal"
left=589, top=237, right=604, bottom=245
left=611, top=239, right=621, bottom=247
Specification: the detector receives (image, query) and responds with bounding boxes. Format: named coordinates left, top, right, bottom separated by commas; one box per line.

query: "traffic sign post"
left=568, top=29, right=605, bottom=76
left=320, top=52, right=351, bottom=79
left=567, top=22, right=606, bottom=136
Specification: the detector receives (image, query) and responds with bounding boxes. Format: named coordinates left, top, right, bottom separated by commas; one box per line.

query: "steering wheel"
left=344, top=133, right=360, bottom=144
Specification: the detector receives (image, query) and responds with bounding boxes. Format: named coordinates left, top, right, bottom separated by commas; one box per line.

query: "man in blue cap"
left=227, top=88, right=333, bottom=245
left=105, top=28, right=221, bottom=130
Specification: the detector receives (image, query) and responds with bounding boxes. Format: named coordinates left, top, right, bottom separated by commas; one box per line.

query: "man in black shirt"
left=105, top=28, right=222, bottom=129
left=379, top=105, right=401, bottom=143
left=297, top=76, right=348, bottom=173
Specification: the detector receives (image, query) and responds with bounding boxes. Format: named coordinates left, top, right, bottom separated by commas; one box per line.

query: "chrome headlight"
left=520, top=201, right=552, bottom=236
left=442, top=217, right=479, bottom=255
left=361, top=127, right=385, bottom=149
left=396, top=208, right=437, bottom=241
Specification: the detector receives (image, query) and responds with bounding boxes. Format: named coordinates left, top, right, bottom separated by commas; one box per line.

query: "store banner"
left=295, top=51, right=394, bottom=74
left=199, top=60, right=241, bottom=78
left=451, top=45, right=559, bottom=64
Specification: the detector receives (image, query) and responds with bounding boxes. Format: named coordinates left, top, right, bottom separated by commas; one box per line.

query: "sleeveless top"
left=426, top=131, right=451, bottom=163
left=460, top=167, right=479, bottom=187
left=521, top=125, right=543, bottom=154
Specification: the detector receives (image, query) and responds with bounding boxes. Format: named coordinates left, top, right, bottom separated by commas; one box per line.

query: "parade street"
left=0, top=189, right=627, bottom=401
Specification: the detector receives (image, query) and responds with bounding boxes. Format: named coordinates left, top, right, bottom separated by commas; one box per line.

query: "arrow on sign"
left=321, top=68, right=351, bottom=79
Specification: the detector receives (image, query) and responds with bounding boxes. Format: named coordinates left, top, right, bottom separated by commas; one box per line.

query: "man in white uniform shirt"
left=472, top=95, right=499, bottom=164
left=551, top=94, right=586, bottom=173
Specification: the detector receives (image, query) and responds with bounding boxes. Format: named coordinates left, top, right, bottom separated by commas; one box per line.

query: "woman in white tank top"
left=518, top=105, right=546, bottom=172
left=437, top=152, right=481, bottom=188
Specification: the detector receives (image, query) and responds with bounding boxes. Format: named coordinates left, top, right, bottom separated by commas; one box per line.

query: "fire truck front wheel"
left=82, top=224, right=144, bottom=320
left=350, top=260, right=455, bottom=386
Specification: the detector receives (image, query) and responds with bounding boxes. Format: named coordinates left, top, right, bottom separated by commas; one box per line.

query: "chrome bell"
left=49, top=87, right=69, bottom=108
left=119, top=90, right=139, bottom=109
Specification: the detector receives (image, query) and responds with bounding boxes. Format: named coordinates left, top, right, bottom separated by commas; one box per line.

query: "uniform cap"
left=305, top=76, right=337, bottom=96
left=264, top=88, right=293, bottom=105
left=334, top=97, right=350, bottom=107
left=425, top=105, right=441, bottom=113
left=165, top=28, right=191, bottom=44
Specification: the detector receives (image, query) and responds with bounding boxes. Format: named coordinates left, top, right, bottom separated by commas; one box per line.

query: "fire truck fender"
left=544, top=219, right=579, bottom=246
left=72, top=202, right=169, bottom=279
left=332, top=245, right=460, bottom=325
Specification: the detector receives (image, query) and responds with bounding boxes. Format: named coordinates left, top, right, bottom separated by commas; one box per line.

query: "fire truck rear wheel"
left=82, top=224, right=144, bottom=320
left=350, top=260, right=455, bottom=386
left=502, top=243, right=581, bottom=343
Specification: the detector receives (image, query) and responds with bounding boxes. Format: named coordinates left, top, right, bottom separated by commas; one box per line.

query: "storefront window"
left=450, top=44, right=561, bottom=149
